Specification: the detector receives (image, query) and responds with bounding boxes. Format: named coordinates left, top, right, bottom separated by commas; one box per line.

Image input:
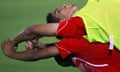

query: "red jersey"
left=56, top=16, right=86, bottom=38
left=56, top=16, right=120, bottom=72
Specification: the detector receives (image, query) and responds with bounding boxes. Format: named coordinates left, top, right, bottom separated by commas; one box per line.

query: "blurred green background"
left=0, top=0, right=88, bottom=72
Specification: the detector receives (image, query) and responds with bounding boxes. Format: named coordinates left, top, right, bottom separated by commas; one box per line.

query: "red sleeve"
left=56, top=16, right=86, bottom=38
left=55, top=38, right=85, bottom=59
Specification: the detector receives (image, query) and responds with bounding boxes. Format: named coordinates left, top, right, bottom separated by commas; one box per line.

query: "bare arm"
left=13, top=23, right=58, bottom=46
left=25, top=39, right=55, bottom=50
left=1, top=23, right=59, bottom=61
left=1, top=39, right=59, bottom=61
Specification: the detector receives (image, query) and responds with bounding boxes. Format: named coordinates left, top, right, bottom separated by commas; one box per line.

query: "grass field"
left=0, top=0, right=88, bottom=72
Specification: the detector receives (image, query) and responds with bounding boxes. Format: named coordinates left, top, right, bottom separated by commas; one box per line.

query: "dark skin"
left=1, top=39, right=58, bottom=61
left=23, top=5, right=76, bottom=66
left=1, top=24, right=59, bottom=61
left=25, top=39, right=75, bottom=66
left=1, top=4, right=78, bottom=61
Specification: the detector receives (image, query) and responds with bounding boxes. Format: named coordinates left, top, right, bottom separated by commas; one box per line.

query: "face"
left=51, top=4, right=78, bottom=21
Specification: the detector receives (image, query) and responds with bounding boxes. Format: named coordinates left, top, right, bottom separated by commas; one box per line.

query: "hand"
left=1, top=39, right=16, bottom=56
left=25, top=39, right=46, bottom=50
left=25, top=41, right=34, bottom=50
left=25, top=39, right=41, bottom=50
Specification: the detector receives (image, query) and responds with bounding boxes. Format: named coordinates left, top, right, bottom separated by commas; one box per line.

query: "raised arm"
left=1, top=23, right=59, bottom=61
left=12, top=23, right=58, bottom=46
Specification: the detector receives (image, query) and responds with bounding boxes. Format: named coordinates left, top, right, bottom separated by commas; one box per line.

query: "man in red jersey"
left=1, top=4, right=120, bottom=72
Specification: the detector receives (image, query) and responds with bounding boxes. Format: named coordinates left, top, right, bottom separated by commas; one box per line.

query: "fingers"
left=25, top=39, right=40, bottom=50
left=31, top=39, right=39, bottom=44
left=25, top=41, right=33, bottom=50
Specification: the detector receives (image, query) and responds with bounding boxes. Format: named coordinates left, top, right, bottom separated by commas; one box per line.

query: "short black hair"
left=46, top=13, right=60, bottom=23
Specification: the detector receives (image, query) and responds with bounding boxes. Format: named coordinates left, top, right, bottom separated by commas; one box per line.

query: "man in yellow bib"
left=1, top=1, right=120, bottom=72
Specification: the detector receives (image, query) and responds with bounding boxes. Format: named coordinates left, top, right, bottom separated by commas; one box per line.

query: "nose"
left=62, top=4, right=67, bottom=8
